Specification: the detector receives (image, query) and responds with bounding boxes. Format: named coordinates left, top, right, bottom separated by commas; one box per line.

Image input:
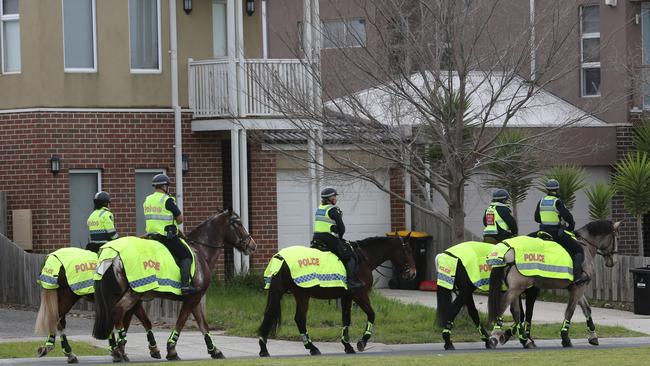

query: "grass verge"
left=129, top=346, right=650, bottom=366
left=206, top=275, right=644, bottom=344
left=0, top=341, right=106, bottom=359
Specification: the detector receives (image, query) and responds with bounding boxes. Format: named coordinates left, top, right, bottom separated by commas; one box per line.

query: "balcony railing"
left=188, top=58, right=311, bottom=118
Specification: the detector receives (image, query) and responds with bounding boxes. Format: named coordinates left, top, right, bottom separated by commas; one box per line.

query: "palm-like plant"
left=483, top=130, right=539, bottom=218
left=538, top=165, right=587, bottom=210
left=585, top=182, right=615, bottom=221
left=633, top=123, right=650, bottom=155
left=612, top=151, right=650, bottom=255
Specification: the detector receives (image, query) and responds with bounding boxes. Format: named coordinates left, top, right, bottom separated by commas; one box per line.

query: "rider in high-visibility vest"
left=86, top=191, right=118, bottom=253
left=534, top=179, right=589, bottom=285
left=143, top=174, right=196, bottom=295
left=482, top=189, right=518, bottom=244
left=311, top=187, right=364, bottom=291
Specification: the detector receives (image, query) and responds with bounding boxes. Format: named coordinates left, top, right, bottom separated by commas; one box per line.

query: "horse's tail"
left=488, top=265, right=506, bottom=323
left=35, top=288, right=59, bottom=336
left=93, top=262, right=119, bottom=340
left=257, top=264, right=287, bottom=339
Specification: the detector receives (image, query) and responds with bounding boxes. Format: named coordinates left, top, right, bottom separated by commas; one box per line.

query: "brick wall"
left=612, top=124, right=640, bottom=255
left=389, top=167, right=406, bottom=232
left=0, top=111, right=223, bottom=253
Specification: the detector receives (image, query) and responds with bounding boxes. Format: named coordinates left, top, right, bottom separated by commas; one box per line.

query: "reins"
left=577, top=233, right=617, bottom=257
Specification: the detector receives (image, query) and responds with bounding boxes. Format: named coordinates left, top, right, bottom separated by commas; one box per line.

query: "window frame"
left=68, top=169, right=103, bottom=190
left=321, top=18, right=367, bottom=50
left=61, top=0, right=98, bottom=73
left=128, top=0, right=162, bottom=74
left=0, top=0, right=21, bottom=74
left=579, top=5, right=600, bottom=98
left=641, top=4, right=650, bottom=109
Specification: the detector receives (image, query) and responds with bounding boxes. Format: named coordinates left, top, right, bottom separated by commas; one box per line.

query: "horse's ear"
left=613, top=221, right=622, bottom=231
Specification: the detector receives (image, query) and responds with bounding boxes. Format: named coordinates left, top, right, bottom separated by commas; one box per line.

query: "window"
left=129, top=0, right=161, bottom=72
left=0, top=0, right=20, bottom=73
left=580, top=5, right=600, bottom=97
left=69, top=170, right=101, bottom=248
left=212, top=0, right=227, bottom=58
left=322, top=18, right=366, bottom=49
left=135, top=169, right=165, bottom=235
left=642, top=4, right=650, bottom=108
left=62, top=0, right=96, bottom=72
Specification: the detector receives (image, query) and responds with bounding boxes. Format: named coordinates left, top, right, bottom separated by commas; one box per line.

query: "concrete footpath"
left=1, top=290, right=649, bottom=364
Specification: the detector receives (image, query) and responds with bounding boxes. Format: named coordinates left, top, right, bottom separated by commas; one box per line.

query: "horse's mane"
left=580, top=220, right=614, bottom=237
left=355, top=236, right=397, bottom=248
left=189, top=209, right=227, bottom=234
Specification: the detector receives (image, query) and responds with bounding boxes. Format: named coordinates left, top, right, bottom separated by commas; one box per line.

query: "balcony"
left=188, top=58, right=311, bottom=119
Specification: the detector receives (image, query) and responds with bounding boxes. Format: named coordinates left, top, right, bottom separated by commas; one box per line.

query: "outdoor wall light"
left=182, top=153, right=190, bottom=175
left=183, top=0, right=192, bottom=14
left=50, top=155, right=61, bottom=175
left=246, top=0, right=255, bottom=16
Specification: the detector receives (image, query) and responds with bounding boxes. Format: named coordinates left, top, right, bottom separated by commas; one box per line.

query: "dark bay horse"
left=92, top=209, right=256, bottom=361
left=34, top=249, right=160, bottom=363
left=257, top=236, right=417, bottom=357
left=488, top=220, right=620, bottom=348
left=435, top=243, right=540, bottom=350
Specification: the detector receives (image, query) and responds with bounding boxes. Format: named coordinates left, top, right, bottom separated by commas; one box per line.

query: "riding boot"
left=345, top=258, right=365, bottom=291
left=179, top=258, right=198, bottom=295
left=572, top=252, right=590, bottom=285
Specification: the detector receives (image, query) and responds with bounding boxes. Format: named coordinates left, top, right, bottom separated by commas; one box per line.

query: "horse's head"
left=223, top=209, right=257, bottom=255
left=577, top=220, right=620, bottom=268
left=388, top=234, right=417, bottom=281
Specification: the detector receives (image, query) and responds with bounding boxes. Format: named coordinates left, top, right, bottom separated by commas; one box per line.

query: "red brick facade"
left=389, top=167, right=406, bottom=232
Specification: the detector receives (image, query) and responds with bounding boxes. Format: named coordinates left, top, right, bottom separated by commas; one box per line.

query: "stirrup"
left=573, top=274, right=590, bottom=286
left=181, top=285, right=198, bottom=295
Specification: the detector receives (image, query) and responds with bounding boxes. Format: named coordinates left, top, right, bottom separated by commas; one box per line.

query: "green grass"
left=129, top=347, right=650, bottom=366
left=206, top=276, right=644, bottom=344
left=0, top=341, right=106, bottom=359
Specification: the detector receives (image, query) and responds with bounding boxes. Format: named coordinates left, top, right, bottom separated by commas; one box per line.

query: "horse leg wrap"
left=146, top=329, right=157, bottom=347
left=204, top=332, right=216, bottom=352
left=60, top=334, right=72, bottom=354
left=108, top=333, right=117, bottom=351
left=300, top=333, right=312, bottom=348
left=341, top=326, right=350, bottom=343
left=561, top=319, right=571, bottom=332
left=586, top=316, right=596, bottom=332
left=445, top=320, right=454, bottom=331
left=493, top=317, right=504, bottom=331
left=45, top=334, right=56, bottom=348
left=167, top=329, right=180, bottom=346
left=478, top=325, right=489, bottom=342
left=117, top=328, right=127, bottom=346
left=363, top=322, right=374, bottom=338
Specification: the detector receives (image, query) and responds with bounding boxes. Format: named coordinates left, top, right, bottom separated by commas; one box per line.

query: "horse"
left=434, top=241, right=540, bottom=350
left=257, top=236, right=417, bottom=357
left=92, top=209, right=257, bottom=361
left=487, top=220, right=620, bottom=348
left=34, top=247, right=160, bottom=363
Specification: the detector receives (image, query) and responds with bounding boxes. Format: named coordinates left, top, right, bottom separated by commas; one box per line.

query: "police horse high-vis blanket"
left=257, top=236, right=417, bottom=357
left=487, top=221, right=620, bottom=349
left=35, top=247, right=161, bottom=363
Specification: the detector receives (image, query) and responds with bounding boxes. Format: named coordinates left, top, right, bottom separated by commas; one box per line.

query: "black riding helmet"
left=93, top=191, right=111, bottom=207
left=320, top=187, right=338, bottom=199
left=152, top=173, right=171, bottom=187
left=492, top=189, right=509, bottom=202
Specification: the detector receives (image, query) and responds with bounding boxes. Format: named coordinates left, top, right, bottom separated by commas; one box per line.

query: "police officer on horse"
left=482, top=189, right=518, bottom=244
left=86, top=191, right=118, bottom=253
left=143, top=174, right=196, bottom=295
left=311, top=187, right=364, bottom=291
left=534, top=179, right=589, bottom=285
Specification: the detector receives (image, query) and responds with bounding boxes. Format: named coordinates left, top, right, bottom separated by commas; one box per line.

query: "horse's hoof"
left=343, top=342, right=355, bottom=354
left=121, top=353, right=130, bottom=362
left=309, top=347, right=321, bottom=356
left=356, top=340, right=366, bottom=352
left=488, top=337, right=498, bottom=349
left=166, top=353, right=181, bottom=361
left=502, top=329, right=513, bottom=344
left=209, top=349, right=226, bottom=359
left=259, top=350, right=270, bottom=357
left=65, top=352, right=79, bottom=364
left=484, top=341, right=491, bottom=349
left=37, top=346, right=51, bottom=357
left=443, top=342, right=455, bottom=351
left=149, top=345, right=161, bottom=359
left=110, top=350, right=123, bottom=363
left=588, top=337, right=599, bottom=346
left=523, top=340, right=535, bottom=349
left=560, top=330, right=572, bottom=348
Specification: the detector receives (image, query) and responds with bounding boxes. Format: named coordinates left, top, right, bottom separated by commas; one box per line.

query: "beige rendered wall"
left=0, top=0, right=262, bottom=109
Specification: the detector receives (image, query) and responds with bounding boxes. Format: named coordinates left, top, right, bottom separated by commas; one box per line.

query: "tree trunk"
left=448, top=183, right=466, bottom=244
left=637, top=214, right=644, bottom=256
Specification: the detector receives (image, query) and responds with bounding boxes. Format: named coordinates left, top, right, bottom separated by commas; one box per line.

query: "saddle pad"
left=263, top=246, right=347, bottom=290
left=436, top=241, right=494, bottom=292
left=38, top=247, right=97, bottom=296
left=94, top=236, right=196, bottom=296
left=487, top=236, right=573, bottom=281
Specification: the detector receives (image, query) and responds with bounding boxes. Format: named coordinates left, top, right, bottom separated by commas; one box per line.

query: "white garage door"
left=276, top=169, right=392, bottom=249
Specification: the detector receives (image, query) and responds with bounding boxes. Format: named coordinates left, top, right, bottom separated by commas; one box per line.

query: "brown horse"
left=92, top=209, right=256, bottom=361
left=487, top=220, right=620, bottom=348
left=34, top=256, right=160, bottom=363
left=257, top=236, right=417, bottom=357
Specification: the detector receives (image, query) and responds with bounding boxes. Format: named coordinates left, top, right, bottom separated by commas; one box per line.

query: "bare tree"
left=247, top=0, right=615, bottom=243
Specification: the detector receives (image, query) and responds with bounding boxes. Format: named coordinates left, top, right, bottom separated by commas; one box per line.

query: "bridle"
left=369, top=236, right=414, bottom=281
left=578, top=230, right=618, bottom=258
left=188, top=214, right=253, bottom=252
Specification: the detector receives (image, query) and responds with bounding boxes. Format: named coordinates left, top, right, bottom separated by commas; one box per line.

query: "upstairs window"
left=322, top=18, right=366, bottom=49
left=1, top=0, right=20, bottom=73
left=641, top=3, right=650, bottom=108
left=129, top=0, right=161, bottom=72
left=63, top=0, right=97, bottom=72
left=580, top=5, right=600, bottom=97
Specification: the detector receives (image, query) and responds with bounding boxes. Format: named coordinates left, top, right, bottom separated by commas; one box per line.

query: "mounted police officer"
left=534, top=179, right=589, bottom=285
left=311, top=187, right=364, bottom=291
left=86, top=191, right=118, bottom=253
left=143, top=174, right=196, bottom=295
left=482, top=189, right=518, bottom=244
